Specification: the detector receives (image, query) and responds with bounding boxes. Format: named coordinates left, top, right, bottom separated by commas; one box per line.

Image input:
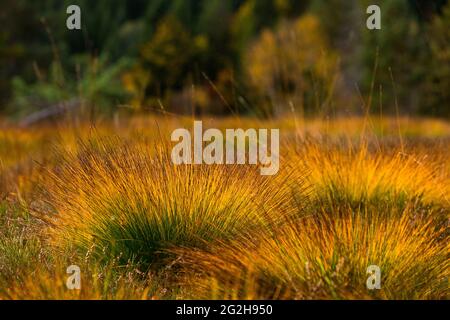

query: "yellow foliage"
left=246, top=14, right=339, bottom=114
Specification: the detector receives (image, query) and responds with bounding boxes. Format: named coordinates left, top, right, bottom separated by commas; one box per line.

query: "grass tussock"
left=177, top=205, right=449, bottom=300
left=285, top=140, right=450, bottom=212
left=0, top=116, right=448, bottom=300
left=41, top=138, right=296, bottom=268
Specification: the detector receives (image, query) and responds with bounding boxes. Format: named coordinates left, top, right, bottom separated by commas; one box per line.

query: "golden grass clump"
left=285, top=140, right=450, bottom=212
left=41, top=137, right=295, bottom=268
left=177, top=205, right=449, bottom=300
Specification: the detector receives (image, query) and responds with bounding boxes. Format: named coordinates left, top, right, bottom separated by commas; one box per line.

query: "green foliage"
left=9, top=56, right=131, bottom=118
left=360, top=0, right=430, bottom=114
left=122, top=17, right=207, bottom=110
left=422, top=2, right=450, bottom=117
left=1, top=0, right=448, bottom=118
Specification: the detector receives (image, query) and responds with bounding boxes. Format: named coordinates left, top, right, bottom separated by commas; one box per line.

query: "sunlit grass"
left=177, top=205, right=448, bottom=299
left=0, top=116, right=448, bottom=300
left=40, top=138, right=295, bottom=268
left=285, top=140, right=450, bottom=212
left=0, top=258, right=172, bottom=300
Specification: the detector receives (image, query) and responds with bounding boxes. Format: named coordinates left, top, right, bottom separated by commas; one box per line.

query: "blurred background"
left=0, top=0, right=448, bottom=124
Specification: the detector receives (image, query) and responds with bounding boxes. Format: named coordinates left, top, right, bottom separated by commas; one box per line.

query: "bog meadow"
left=0, top=0, right=448, bottom=300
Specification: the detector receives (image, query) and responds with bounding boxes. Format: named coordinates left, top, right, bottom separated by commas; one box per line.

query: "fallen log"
left=19, top=99, right=81, bottom=127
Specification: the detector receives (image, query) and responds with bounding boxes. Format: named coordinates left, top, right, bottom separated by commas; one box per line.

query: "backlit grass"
left=0, top=116, right=448, bottom=299
left=40, top=138, right=295, bottom=268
